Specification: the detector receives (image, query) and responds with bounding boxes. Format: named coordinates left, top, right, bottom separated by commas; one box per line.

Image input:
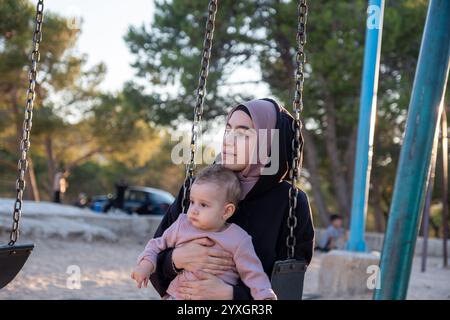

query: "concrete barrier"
left=0, top=199, right=163, bottom=242
left=318, top=250, right=380, bottom=297
left=315, top=228, right=449, bottom=257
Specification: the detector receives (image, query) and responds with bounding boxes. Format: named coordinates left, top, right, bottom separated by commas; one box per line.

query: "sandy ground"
left=0, top=238, right=159, bottom=300
left=0, top=237, right=449, bottom=300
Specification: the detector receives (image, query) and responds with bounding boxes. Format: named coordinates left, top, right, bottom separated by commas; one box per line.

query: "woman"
left=150, top=98, right=315, bottom=300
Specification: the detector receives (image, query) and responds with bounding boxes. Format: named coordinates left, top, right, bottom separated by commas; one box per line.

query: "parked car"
left=90, top=186, right=175, bottom=216
left=122, top=186, right=175, bottom=215
left=90, top=194, right=113, bottom=213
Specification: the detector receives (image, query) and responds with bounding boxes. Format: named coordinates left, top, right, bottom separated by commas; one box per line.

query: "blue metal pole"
left=374, top=0, right=450, bottom=300
left=347, top=0, right=385, bottom=252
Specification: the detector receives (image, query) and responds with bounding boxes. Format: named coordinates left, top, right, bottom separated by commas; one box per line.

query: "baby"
left=131, top=164, right=277, bottom=300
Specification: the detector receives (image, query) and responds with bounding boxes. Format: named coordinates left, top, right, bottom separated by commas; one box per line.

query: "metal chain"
left=287, top=0, right=307, bottom=259
left=181, top=0, right=218, bottom=213
left=9, top=0, right=44, bottom=246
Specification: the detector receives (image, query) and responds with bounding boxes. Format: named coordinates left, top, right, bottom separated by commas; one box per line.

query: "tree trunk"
left=11, top=85, right=40, bottom=201
left=45, top=135, right=56, bottom=197
left=322, top=93, right=351, bottom=223
left=27, top=157, right=40, bottom=202
left=303, top=129, right=330, bottom=226
left=344, top=125, right=358, bottom=205
left=371, top=177, right=385, bottom=232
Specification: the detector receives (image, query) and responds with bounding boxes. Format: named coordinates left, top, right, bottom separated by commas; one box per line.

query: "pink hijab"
left=224, top=99, right=277, bottom=200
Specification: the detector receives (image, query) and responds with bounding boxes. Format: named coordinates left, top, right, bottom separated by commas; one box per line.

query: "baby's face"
left=187, top=182, right=231, bottom=231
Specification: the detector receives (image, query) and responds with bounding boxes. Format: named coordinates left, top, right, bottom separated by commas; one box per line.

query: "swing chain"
left=9, top=0, right=44, bottom=246
left=287, top=0, right=307, bottom=259
left=181, top=0, right=218, bottom=213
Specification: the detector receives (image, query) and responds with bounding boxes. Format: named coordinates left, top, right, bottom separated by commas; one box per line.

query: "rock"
left=318, top=250, right=380, bottom=297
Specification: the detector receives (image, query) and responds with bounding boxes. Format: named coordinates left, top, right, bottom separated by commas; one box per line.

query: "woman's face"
left=222, top=110, right=257, bottom=172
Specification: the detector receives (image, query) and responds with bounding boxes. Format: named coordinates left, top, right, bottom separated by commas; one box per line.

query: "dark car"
left=122, top=186, right=175, bottom=215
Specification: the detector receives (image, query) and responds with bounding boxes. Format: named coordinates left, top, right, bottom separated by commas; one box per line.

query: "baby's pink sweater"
left=137, top=214, right=276, bottom=300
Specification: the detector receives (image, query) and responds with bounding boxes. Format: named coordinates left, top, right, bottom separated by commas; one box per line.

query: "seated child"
left=131, top=164, right=277, bottom=300
left=316, top=214, right=347, bottom=252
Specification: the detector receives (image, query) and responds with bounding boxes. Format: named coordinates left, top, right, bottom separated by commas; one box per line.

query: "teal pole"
left=374, top=0, right=450, bottom=300
left=347, top=0, right=385, bottom=252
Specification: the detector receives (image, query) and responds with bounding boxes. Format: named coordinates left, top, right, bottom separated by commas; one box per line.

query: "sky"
left=45, top=0, right=270, bottom=96
left=46, top=0, right=155, bottom=92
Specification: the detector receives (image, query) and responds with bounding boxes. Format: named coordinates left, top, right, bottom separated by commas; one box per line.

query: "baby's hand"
left=131, top=260, right=154, bottom=288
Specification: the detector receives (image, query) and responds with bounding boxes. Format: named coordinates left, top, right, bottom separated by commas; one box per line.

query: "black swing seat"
left=271, top=259, right=308, bottom=300
left=0, top=243, right=34, bottom=289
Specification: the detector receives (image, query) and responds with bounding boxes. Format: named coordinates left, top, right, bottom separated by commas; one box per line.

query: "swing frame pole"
left=374, top=0, right=450, bottom=300
left=441, top=110, right=448, bottom=267
left=420, top=114, right=441, bottom=273
left=347, top=0, right=385, bottom=252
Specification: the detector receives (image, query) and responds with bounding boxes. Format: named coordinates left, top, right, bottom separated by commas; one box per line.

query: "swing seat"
left=271, top=259, right=307, bottom=300
left=0, top=243, right=34, bottom=289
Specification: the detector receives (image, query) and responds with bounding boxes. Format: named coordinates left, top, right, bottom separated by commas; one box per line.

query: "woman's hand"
left=176, top=271, right=234, bottom=300
left=172, top=237, right=234, bottom=275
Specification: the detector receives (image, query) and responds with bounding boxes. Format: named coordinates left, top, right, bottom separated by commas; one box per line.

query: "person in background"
left=316, top=214, right=347, bottom=252
left=53, top=169, right=68, bottom=203
left=74, top=192, right=88, bottom=208
left=114, top=178, right=128, bottom=210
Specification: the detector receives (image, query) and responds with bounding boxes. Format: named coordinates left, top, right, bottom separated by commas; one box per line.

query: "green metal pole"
left=374, top=0, right=450, bottom=300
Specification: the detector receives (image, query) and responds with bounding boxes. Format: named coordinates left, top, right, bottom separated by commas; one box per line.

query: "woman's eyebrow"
left=226, top=122, right=251, bottom=130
